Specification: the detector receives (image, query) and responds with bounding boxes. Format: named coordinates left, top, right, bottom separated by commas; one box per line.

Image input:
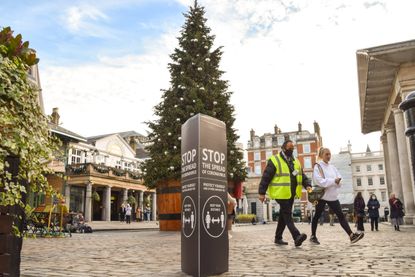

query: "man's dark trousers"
left=275, top=198, right=300, bottom=240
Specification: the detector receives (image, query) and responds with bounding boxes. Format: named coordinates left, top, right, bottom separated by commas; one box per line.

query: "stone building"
left=357, top=40, right=415, bottom=224
left=245, top=122, right=322, bottom=222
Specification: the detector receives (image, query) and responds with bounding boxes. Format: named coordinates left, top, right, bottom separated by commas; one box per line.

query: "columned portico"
left=393, top=108, right=415, bottom=223
left=85, top=182, right=92, bottom=222
left=385, top=127, right=403, bottom=199
left=357, top=40, right=415, bottom=224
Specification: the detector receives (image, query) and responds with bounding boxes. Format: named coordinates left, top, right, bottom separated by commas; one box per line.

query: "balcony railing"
left=66, top=163, right=143, bottom=181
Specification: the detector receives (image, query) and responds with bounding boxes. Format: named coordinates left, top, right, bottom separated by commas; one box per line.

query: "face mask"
left=284, top=149, right=293, bottom=157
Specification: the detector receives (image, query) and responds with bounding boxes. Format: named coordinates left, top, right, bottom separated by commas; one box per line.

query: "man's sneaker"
left=294, top=233, right=307, bottom=247
left=350, top=232, right=364, bottom=244
left=309, top=235, right=320, bottom=245
left=274, top=239, right=288, bottom=245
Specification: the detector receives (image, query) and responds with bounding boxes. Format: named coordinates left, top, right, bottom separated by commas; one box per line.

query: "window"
left=293, top=149, right=298, bottom=157
left=380, top=176, right=385, bottom=185
left=265, top=137, right=272, bottom=147
left=368, top=177, right=373, bottom=186
left=254, top=151, right=260, bottom=161
left=265, top=150, right=273, bottom=159
left=367, top=165, right=372, bottom=172
left=381, top=191, right=386, bottom=202
left=356, top=166, right=360, bottom=173
left=71, top=149, right=82, bottom=164
left=254, top=162, right=261, bottom=175
left=289, top=134, right=296, bottom=142
left=303, top=143, right=310, bottom=154
left=356, top=178, right=361, bottom=186
left=303, top=157, right=312, bottom=169
left=116, top=160, right=122, bottom=169
left=378, top=164, right=383, bottom=171
left=277, top=136, right=284, bottom=145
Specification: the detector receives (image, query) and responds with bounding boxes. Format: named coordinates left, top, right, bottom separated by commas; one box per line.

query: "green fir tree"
left=142, top=1, right=246, bottom=188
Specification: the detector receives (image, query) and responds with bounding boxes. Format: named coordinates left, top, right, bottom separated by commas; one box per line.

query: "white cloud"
left=64, top=5, right=111, bottom=37
left=42, top=0, right=415, bottom=154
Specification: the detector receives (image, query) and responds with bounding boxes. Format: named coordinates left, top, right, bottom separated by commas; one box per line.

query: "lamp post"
left=398, top=91, right=415, bottom=184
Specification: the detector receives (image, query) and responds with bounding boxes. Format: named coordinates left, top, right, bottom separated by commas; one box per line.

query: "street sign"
left=181, top=114, right=228, bottom=277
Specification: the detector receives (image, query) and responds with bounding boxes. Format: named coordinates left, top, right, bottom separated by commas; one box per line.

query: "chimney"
left=51, top=107, right=60, bottom=125
left=250, top=129, right=255, bottom=141
left=298, top=121, right=302, bottom=132
left=313, top=120, right=320, bottom=136
left=274, top=124, right=278, bottom=134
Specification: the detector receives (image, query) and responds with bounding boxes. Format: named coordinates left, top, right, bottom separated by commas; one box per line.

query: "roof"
left=49, top=123, right=87, bottom=142
left=356, top=39, right=415, bottom=134
left=87, top=130, right=146, bottom=142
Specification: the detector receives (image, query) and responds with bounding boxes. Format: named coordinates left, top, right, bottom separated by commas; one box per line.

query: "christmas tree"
left=142, top=1, right=246, bottom=188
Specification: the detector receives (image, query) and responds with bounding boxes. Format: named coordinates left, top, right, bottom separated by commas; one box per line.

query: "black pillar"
left=399, top=91, right=415, bottom=185
left=181, top=114, right=228, bottom=277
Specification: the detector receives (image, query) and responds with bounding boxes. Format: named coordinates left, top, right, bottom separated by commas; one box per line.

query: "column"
left=123, top=188, right=128, bottom=203
left=151, top=192, right=157, bottom=221
left=102, top=186, right=111, bottom=221
left=268, top=202, right=273, bottom=221
left=393, top=108, right=415, bottom=224
left=386, top=127, right=403, bottom=199
left=381, top=134, right=393, bottom=196
left=85, top=182, right=92, bottom=222
left=64, top=184, right=71, bottom=211
left=262, top=202, right=268, bottom=222
left=139, top=191, right=144, bottom=211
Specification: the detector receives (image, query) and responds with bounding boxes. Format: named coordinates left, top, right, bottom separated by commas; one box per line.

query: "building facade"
left=351, top=148, right=389, bottom=217
left=245, top=122, right=322, bottom=222
left=41, top=109, right=156, bottom=222
left=357, top=40, right=415, bottom=224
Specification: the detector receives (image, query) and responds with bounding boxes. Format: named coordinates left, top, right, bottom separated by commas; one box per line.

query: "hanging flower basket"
left=92, top=191, right=100, bottom=202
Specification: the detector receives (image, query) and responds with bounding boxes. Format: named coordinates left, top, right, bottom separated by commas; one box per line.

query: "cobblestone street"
left=21, top=222, right=415, bottom=276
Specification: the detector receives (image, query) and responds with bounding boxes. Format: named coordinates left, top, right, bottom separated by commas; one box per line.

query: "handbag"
left=307, top=163, right=326, bottom=205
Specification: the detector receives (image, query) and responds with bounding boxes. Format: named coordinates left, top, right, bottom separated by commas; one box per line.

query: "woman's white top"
left=312, top=160, right=342, bottom=201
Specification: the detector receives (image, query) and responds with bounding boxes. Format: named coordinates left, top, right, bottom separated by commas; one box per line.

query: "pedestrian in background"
left=329, top=207, right=335, bottom=226
left=367, top=194, right=380, bottom=231
left=389, top=193, right=404, bottom=231
left=120, top=203, right=126, bottom=222
left=125, top=203, right=132, bottom=224
left=258, top=140, right=312, bottom=247
left=310, top=147, right=364, bottom=244
left=227, top=192, right=237, bottom=238
left=354, top=192, right=366, bottom=233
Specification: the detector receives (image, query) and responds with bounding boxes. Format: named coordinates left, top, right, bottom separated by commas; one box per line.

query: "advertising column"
left=181, top=114, right=228, bottom=277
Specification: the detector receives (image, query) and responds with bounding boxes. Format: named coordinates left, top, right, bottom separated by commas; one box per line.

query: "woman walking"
left=310, top=147, right=364, bottom=244
left=354, top=192, right=365, bottom=233
left=389, top=193, right=404, bottom=231
left=367, top=194, right=380, bottom=231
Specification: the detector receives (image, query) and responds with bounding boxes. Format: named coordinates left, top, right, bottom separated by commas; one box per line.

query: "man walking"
left=258, top=140, right=312, bottom=247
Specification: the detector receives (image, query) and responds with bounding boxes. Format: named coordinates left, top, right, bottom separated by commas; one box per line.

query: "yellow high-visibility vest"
left=266, top=154, right=303, bottom=199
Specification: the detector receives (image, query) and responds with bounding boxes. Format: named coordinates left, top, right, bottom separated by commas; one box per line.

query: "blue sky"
left=2, top=0, right=415, bottom=153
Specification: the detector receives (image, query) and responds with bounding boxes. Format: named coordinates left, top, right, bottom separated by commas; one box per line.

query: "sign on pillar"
left=181, top=114, right=228, bottom=277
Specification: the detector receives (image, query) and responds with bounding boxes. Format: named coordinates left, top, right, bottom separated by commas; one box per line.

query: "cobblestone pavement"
left=21, top=222, right=415, bottom=276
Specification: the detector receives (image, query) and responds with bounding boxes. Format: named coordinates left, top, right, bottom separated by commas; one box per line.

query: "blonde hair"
left=317, top=147, right=330, bottom=160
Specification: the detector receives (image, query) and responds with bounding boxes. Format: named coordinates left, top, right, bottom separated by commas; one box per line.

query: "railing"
left=351, top=151, right=383, bottom=158
left=66, top=163, right=143, bottom=181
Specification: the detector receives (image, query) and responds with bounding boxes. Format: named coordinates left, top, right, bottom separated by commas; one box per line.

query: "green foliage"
left=142, top=2, right=247, bottom=188
left=127, top=195, right=137, bottom=206
left=0, top=27, right=39, bottom=66
left=0, top=27, right=60, bottom=234
left=235, top=214, right=256, bottom=223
